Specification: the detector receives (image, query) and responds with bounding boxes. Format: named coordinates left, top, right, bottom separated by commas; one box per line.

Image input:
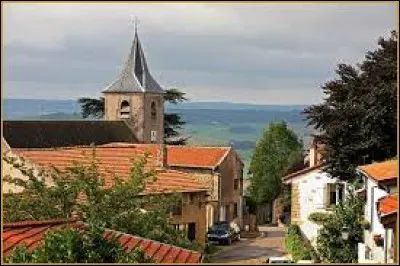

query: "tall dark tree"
left=77, top=88, right=188, bottom=145
left=303, top=31, right=397, bottom=180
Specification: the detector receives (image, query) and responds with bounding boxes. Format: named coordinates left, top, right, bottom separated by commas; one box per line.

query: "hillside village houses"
left=282, top=136, right=399, bottom=262
left=1, top=29, right=244, bottom=246
left=357, top=160, right=398, bottom=263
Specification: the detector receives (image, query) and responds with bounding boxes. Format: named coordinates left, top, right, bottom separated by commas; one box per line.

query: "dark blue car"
left=207, top=221, right=240, bottom=245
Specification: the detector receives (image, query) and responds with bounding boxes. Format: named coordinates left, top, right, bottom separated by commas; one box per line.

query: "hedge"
left=285, top=224, right=312, bottom=261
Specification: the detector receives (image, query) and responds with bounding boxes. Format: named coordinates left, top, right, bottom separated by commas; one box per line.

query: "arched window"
left=119, top=100, right=130, bottom=119
left=151, top=101, right=157, bottom=120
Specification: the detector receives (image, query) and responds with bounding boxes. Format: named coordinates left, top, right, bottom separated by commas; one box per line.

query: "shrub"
left=308, top=212, right=334, bottom=225
left=285, top=224, right=312, bottom=261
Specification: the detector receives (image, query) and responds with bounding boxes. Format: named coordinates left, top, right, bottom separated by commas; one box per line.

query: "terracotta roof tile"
left=378, top=193, right=398, bottom=216
left=359, top=159, right=398, bottom=182
left=96, top=143, right=231, bottom=168
left=14, top=146, right=208, bottom=194
left=2, top=219, right=202, bottom=263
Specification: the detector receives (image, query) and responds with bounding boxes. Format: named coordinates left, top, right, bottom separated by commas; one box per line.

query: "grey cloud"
left=3, top=3, right=396, bottom=104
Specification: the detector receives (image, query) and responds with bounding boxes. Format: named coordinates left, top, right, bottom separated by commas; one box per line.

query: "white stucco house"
left=356, top=159, right=398, bottom=264
left=282, top=142, right=347, bottom=247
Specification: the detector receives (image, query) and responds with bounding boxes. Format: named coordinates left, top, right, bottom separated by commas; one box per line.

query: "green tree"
left=248, top=121, right=303, bottom=204
left=3, top=150, right=198, bottom=252
left=6, top=222, right=150, bottom=263
left=303, top=31, right=397, bottom=180
left=77, top=88, right=188, bottom=145
left=312, top=185, right=365, bottom=263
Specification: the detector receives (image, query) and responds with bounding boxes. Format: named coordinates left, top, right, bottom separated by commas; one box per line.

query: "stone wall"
left=291, top=184, right=300, bottom=224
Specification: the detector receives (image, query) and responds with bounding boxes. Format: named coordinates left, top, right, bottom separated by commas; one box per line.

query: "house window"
left=327, top=183, right=345, bottom=208
left=170, top=199, right=182, bottom=216
left=119, top=100, right=130, bottom=119
left=233, top=203, right=238, bottom=218
left=328, top=183, right=337, bottom=207
left=234, top=179, right=239, bottom=190
left=151, top=101, right=157, bottom=120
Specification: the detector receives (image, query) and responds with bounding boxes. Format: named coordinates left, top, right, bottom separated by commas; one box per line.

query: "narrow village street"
left=208, top=226, right=286, bottom=264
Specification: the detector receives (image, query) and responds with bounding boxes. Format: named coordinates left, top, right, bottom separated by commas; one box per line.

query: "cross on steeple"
left=132, top=16, right=139, bottom=33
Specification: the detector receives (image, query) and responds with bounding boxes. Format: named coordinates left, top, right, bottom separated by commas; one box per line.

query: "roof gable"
left=283, top=163, right=325, bottom=182
left=358, top=159, right=398, bottom=182
left=378, top=193, right=398, bottom=216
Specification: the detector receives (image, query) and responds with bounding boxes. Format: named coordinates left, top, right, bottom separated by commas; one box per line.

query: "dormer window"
left=151, top=101, right=157, bottom=120
left=119, top=100, right=130, bottom=119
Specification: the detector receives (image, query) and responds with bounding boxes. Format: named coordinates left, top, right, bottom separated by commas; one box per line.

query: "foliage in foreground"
left=2, top=150, right=198, bottom=252
left=6, top=222, right=150, bottom=263
left=285, top=224, right=313, bottom=262
left=314, top=185, right=365, bottom=263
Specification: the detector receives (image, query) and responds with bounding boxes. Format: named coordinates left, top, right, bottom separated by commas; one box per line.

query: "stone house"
left=357, top=159, right=398, bottom=263
left=165, top=145, right=245, bottom=230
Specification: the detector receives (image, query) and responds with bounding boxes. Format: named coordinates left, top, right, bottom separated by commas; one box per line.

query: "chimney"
left=309, top=143, right=318, bottom=167
left=158, top=143, right=168, bottom=169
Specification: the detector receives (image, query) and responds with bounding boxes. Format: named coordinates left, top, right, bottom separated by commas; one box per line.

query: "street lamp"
left=341, top=226, right=349, bottom=240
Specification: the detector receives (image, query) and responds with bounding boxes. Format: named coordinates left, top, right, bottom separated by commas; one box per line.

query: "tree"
left=77, top=88, right=189, bottom=145
left=2, top=150, right=198, bottom=252
left=303, top=31, right=397, bottom=180
left=6, top=222, right=149, bottom=263
left=311, top=184, right=365, bottom=263
left=248, top=121, right=303, bottom=204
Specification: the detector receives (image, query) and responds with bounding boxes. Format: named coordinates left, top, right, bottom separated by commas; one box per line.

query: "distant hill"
left=4, top=99, right=306, bottom=120
left=3, top=98, right=313, bottom=171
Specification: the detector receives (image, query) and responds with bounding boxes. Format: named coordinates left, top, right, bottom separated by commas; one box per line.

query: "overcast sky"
left=3, top=2, right=397, bottom=104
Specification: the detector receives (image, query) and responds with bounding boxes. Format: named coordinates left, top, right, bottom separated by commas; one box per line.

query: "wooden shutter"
left=314, top=183, right=327, bottom=209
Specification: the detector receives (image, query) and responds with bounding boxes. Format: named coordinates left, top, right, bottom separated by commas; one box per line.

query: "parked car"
left=207, top=221, right=239, bottom=245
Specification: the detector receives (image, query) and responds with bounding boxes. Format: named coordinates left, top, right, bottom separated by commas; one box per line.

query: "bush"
left=315, top=186, right=364, bottom=263
left=285, top=224, right=312, bottom=261
left=308, top=212, right=334, bottom=225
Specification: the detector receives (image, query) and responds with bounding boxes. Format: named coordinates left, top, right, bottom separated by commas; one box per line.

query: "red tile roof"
left=14, top=146, right=208, bottom=194
left=92, top=143, right=232, bottom=168
left=283, top=163, right=325, bottom=182
left=2, top=219, right=202, bottom=263
left=166, top=145, right=231, bottom=168
left=378, top=193, right=398, bottom=216
left=359, top=159, right=398, bottom=182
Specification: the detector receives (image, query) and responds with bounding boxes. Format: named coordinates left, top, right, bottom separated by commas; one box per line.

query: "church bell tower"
left=102, top=26, right=165, bottom=144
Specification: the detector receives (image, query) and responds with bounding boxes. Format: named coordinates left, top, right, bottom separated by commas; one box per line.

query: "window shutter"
left=314, top=184, right=326, bottom=209
left=314, top=183, right=327, bottom=209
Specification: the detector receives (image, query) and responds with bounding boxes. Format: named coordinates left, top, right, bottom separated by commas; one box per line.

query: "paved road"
left=208, top=226, right=287, bottom=264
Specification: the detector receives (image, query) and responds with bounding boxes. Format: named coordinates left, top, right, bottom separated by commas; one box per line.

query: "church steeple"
left=102, top=25, right=165, bottom=144
left=102, top=30, right=164, bottom=94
